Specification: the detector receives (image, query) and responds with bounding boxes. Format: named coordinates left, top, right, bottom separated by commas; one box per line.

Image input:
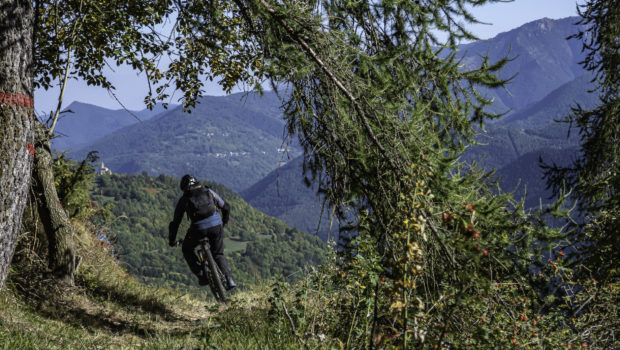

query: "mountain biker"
left=168, top=174, right=236, bottom=290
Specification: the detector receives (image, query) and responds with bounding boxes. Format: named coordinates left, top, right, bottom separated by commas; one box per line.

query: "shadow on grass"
left=76, top=274, right=180, bottom=321
left=8, top=259, right=206, bottom=338
left=37, top=301, right=202, bottom=338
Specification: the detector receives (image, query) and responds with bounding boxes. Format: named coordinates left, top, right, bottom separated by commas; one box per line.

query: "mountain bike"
left=176, top=239, right=227, bottom=303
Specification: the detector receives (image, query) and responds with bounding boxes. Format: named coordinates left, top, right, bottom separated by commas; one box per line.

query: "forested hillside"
left=241, top=156, right=339, bottom=241
left=501, top=73, right=598, bottom=128
left=91, top=173, right=325, bottom=294
left=73, top=92, right=302, bottom=192
left=51, top=102, right=170, bottom=151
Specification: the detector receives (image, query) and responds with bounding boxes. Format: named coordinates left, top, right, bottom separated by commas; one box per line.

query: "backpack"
left=186, top=186, right=216, bottom=221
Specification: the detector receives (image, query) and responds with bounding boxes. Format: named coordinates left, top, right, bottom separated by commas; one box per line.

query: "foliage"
left=91, top=173, right=325, bottom=294
left=229, top=1, right=618, bottom=348
left=543, top=0, right=620, bottom=283
left=267, top=246, right=619, bottom=349
left=33, top=0, right=265, bottom=110
left=51, top=150, right=100, bottom=219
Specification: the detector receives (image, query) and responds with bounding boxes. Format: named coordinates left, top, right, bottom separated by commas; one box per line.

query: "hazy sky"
left=34, top=0, right=585, bottom=114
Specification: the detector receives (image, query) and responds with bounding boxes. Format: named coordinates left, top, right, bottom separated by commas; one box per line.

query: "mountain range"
left=50, top=102, right=170, bottom=151
left=459, top=16, right=586, bottom=111
left=68, top=92, right=301, bottom=192
left=53, top=16, right=595, bottom=239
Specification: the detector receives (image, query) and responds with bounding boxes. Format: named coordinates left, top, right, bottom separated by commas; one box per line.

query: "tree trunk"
left=0, top=0, right=34, bottom=291
left=31, top=122, right=75, bottom=286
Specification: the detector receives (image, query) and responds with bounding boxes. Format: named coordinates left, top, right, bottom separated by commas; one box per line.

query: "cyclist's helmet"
left=180, top=174, right=198, bottom=191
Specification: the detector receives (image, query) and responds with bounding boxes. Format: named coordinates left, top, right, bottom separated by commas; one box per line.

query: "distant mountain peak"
left=458, top=16, right=585, bottom=110
left=516, top=16, right=578, bottom=31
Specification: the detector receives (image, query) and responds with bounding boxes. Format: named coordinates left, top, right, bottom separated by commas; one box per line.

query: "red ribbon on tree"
left=26, top=143, right=35, bottom=156
left=0, top=91, right=34, bottom=108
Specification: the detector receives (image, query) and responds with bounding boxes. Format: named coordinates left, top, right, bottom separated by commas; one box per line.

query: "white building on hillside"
left=98, top=162, right=112, bottom=175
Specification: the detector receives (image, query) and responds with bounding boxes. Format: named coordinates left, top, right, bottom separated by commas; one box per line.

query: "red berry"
left=581, top=342, right=587, bottom=348
left=442, top=212, right=448, bottom=221
left=559, top=251, right=565, bottom=256
left=381, top=276, right=386, bottom=282
left=473, top=232, right=480, bottom=239
left=483, top=249, right=488, bottom=256
left=466, top=204, right=474, bottom=212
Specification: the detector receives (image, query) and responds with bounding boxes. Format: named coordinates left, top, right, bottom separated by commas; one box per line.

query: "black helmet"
left=180, top=174, right=198, bottom=191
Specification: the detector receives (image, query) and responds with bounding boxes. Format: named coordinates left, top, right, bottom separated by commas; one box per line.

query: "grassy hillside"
left=0, top=220, right=336, bottom=349
left=91, top=173, right=325, bottom=294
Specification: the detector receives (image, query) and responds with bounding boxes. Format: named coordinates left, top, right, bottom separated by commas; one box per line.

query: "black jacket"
left=168, top=185, right=230, bottom=244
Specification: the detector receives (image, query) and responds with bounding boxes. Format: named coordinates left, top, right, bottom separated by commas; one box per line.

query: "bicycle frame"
left=197, top=239, right=228, bottom=303
left=176, top=238, right=227, bottom=303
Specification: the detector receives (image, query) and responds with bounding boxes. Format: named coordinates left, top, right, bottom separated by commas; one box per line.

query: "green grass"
left=0, top=222, right=335, bottom=349
left=224, top=234, right=274, bottom=253
left=224, top=238, right=248, bottom=253
left=0, top=279, right=334, bottom=350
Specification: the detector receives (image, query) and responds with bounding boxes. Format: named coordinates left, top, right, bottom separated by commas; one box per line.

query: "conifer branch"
left=257, top=0, right=400, bottom=173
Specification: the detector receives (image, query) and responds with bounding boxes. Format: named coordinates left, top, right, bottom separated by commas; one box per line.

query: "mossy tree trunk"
left=0, top=0, right=34, bottom=292
left=31, top=122, right=75, bottom=286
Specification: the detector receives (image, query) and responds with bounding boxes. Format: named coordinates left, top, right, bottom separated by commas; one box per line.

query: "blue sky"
left=34, top=0, right=585, bottom=114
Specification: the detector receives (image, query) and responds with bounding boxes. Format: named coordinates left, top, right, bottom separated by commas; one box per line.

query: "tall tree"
left=544, top=0, right=619, bottom=282
left=0, top=0, right=35, bottom=290
left=6, top=0, right=272, bottom=288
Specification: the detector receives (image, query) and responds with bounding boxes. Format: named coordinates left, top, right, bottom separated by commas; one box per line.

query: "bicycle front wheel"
left=202, top=246, right=227, bottom=303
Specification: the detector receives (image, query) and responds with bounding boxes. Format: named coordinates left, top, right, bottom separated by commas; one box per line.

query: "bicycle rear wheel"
left=202, top=245, right=227, bottom=303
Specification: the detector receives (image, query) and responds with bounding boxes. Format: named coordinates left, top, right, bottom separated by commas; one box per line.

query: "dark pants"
left=182, top=224, right=231, bottom=280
